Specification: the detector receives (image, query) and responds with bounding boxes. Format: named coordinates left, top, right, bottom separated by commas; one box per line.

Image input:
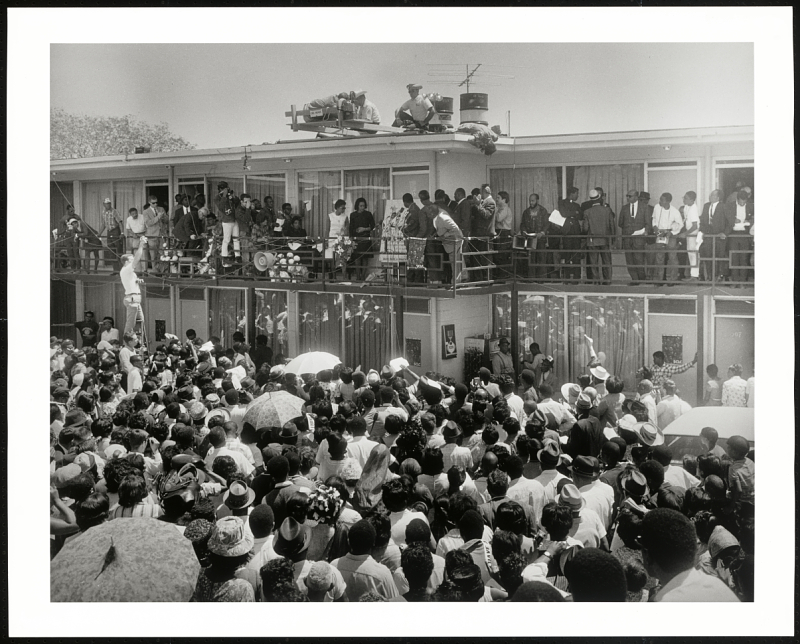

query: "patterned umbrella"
left=51, top=517, right=200, bottom=602
left=283, top=351, right=341, bottom=375
left=242, top=389, right=305, bottom=430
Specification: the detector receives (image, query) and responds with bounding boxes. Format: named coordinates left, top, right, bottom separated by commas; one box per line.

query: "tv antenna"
left=427, top=63, right=516, bottom=92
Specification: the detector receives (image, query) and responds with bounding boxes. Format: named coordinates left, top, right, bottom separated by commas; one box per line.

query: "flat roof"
left=50, top=124, right=753, bottom=172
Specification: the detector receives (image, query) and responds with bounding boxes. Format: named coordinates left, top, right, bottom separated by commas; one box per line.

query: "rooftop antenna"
left=427, top=63, right=515, bottom=91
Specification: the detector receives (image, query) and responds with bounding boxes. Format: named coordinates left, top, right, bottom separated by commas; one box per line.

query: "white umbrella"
left=283, top=351, right=341, bottom=375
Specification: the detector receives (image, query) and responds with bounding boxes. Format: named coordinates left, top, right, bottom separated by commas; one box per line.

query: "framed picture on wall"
left=442, top=324, right=457, bottom=360
left=662, top=334, right=684, bottom=364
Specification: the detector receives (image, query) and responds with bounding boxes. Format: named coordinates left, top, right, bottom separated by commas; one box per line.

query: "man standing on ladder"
left=120, top=236, right=148, bottom=336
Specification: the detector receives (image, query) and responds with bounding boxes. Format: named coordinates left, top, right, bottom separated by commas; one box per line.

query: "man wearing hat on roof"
left=582, top=189, right=616, bottom=285
left=491, top=337, right=515, bottom=380
left=353, top=90, right=381, bottom=124
left=392, top=83, right=435, bottom=130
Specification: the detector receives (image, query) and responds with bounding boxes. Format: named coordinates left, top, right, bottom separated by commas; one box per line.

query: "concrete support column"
left=287, top=290, right=299, bottom=356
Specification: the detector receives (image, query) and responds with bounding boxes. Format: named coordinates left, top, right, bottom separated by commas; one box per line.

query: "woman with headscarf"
left=352, top=443, right=394, bottom=515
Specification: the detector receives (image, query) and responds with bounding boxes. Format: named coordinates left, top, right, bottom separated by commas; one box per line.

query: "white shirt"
left=683, top=203, right=700, bottom=233
left=533, top=468, right=569, bottom=504
left=204, top=445, right=255, bottom=477
left=399, top=94, right=433, bottom=121
left=745, top=376, right=755, bottom=408
left=120, top=263, right=140, bottom=295
left=654, top=567, right=739, bottom=602
left=578, top=480, right=615, bottom=532
left=327, top=211, right=349, bottom=239
left=664, top=464, right=700, bottom=491
left=346, top=436, right=379, bottom=468
left=651, top=205, right=684, bottom=236
left=126, top=368, right=143, bottom=395
left=507, top=477, right=547, bottom=525
left=656, top=394, right=690, bottom=430
left=504, top=393, right=525, bottom=424
left=389, top=509, right=429, bottom=547
left=101, top=328, right=120, bottom=343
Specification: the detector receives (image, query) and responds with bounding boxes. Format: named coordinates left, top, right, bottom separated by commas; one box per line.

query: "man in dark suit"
left=171, top=193, right=186, bottom=230
left=698, top=189, right=731, bottom=281
left=468, top=186, right=497, bottom=282
left=172, top=194, right=193, bottom=233
left=618, top=189, right=650, bottom=284
left=722, top=189, right=754, bottom=284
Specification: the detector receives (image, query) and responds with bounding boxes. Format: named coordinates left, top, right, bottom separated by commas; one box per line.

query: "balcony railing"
left=51, top=231, right=754, bottom=290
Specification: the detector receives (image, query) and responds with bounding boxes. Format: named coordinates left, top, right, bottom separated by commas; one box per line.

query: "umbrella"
left=242, top=390, right=305, bottom=430
left=283, top=351, right=341, bottom=375
left=51, top=517, right=200, bottom=602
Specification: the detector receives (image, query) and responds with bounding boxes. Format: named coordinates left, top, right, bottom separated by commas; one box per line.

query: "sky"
left=51, top=42, right=754, bottom=150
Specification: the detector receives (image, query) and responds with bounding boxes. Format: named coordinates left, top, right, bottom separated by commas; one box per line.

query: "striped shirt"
left=109, top=501, right=164, bottom=519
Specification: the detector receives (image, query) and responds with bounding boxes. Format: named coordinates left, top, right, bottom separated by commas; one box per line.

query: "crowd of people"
left=50, top=317, right=754, bottom=602
left=54, top=178, right=755, bottom=288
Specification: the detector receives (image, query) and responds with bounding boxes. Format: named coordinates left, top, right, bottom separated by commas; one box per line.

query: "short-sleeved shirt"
left=399, top=95, right=433, bottom=122
left=332, top=553, right=398, bottom=601
left=568, top=507, right=606, bottom=548
left=74, top=319, right=99, bottom=346
left=191, top=571, right=255, bottom=602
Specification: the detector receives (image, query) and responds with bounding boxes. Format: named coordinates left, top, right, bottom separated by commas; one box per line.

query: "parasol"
left=241, top=390, right=305, bottom=430
left=51, top=517, right=200, bottom=602
left=283, top=351, right=341, bottom=375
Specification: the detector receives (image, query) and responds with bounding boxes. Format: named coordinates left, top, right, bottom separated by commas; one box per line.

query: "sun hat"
left=51, top=463, right=82, bottom=488
left=442, top=420, right=462, bottom=440
left=188, top=401, right=208, bottom=422
left=63, top=409, right=90, bottom=430
left=223, top=480, right=256, bottom=511
left=73, top=452, right=97, bottom=473
left=537, top=441, right=561, bottom=468
left=589, top=189, right=600, bottom=199
left=623, top=470, right=648, bottom=497
left=306, top=561, right=335, bottom=593
left=557, top=483, right=586, bottom=513
left=634, top=421, right=664, bottom=447
left=708, top=526, right=740, bottom=559
left=575, top=393, right=594, bottom=411
left=269, top=365, right=285, bottom=381
left=205, top=392, right=221, bottom=405
left=105, top=444, right=128, bottom=460
left=561, top=383, right=581, bottom=402
left=273, top=517, right=310, bottom=558
left=207, top=516, right=254, bottom=557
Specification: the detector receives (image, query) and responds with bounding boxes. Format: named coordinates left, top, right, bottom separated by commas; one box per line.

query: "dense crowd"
left=50, top=321, right=754, bottom=602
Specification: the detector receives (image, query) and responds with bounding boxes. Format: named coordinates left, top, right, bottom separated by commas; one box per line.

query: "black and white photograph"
left=5, top=5, right=794, bottom=640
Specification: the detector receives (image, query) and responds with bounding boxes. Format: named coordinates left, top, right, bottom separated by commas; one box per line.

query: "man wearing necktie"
left=698, top=189, right=731, bottom=282
left=618, top=189, right=650, bottom=284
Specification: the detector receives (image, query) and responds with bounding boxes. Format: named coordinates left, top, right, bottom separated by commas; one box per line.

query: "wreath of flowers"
left=306, top=484, right=344, bottom=525
left=332, top=234, right=354, bottom=269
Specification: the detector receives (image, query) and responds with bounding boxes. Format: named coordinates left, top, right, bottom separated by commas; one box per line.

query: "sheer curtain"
left=492, top=294, right=513, bottom=339
left=518, top=294, right=567, bottom=381
left=345, top=169, right=390, bottom=225
left=113, top=180, right=142, bottom=234
left=344, top=295, right=392, bottom=370
left=489, top=167, right=561, bottom=231
left=567, top=295, right=644, bottom=390
left=255, top=290, right=289, bottom=359
left=572, top=164, right=644, bottom=240
left=298, top=292, right=342, bottom=358
left=81, top=181, right=110, bottom=232
left=299, top=171, right=342, bottom=238
left=246, top=174, right=286, bottom=210
left=51, top=182, right=73, bottom=232
left=208, top=288, right=246, bottom=348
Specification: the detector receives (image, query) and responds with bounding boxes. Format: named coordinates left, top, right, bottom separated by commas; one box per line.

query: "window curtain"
left=113, top=180, right=142, bottom=236
left=567, top=295, right=644, bottom=390
left=572, top=164, right=644, bottom=240
left=344, top=295, right=392, bottom=371
left=255, top=290, right=289, bottom=359
left=246, top=175, right=286, bottom=213
left=298, top=292, right=342, bottom=357
left=518, top=294, right=568, bottom=381
left=299, top=171, right=342, bottom=238
left=208, top=288, right=246, bottom=348
left=492, top=294, right=513, bottom=338
left=344, top=169, right=390, bottom=225
left=81, top=181, right=110, bottom=233
left=489, top=167, right=561, bottom=232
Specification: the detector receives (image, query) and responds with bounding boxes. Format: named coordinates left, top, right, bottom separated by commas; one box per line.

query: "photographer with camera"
left=120, top=236, right=148, bottom=334
left=214, top=181, right=241, bottom=269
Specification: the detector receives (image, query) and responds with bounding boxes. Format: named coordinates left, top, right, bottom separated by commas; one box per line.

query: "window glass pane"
left=489, top=167, right=561, bottom=231
left=518, top=294, right=567, bottom=380
left=208, top=288, right=246, bottom=347
left=255, top=290, right=289, bottom=359
left=392, top=172, right=428, bottom=204
left=298, top=292, right=342, bottom=357
left=344, top=294, right=392, bottom=369
left=299, top=171, right=342, bottom=238
left=246, top=174, right=286, bottom=212
left=345, top=168, right=390, bottom=224
left=568, top=295, right=645, bottom=390
left=492, top=294, right=512, bottom=338
left=646, top=168, right=696, bottom=209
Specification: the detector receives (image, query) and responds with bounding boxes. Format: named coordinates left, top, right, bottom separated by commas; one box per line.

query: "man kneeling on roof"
left=393, top=83, right=435, bottom=130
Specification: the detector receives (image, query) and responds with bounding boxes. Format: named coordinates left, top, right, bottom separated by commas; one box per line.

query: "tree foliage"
left=50, top=108, right=196, bottom=159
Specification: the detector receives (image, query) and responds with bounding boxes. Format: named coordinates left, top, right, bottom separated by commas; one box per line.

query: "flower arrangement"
left=306, top=484, right=344, bottom=525
left=331, top=234, right=354, bottom=269
left=267, top=252, right=308, bottom=282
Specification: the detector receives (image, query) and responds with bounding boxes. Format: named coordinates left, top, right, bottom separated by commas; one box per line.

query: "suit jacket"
left=452, top=198, right=474, bottom=237
left=722, top=201, right=754, bottom=236
left=402, top=203, right=431, bottom=239
left=582, top=204, right=616, bottom=246
left=471, top=197, right=496, bottom=237
left=144, top=206, right=167, bottom=236
left=173, top=208, right=202, bottom=243
left=618, top=202, right=650, bottom=235
left=698, top=201, right=730, bottom=235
